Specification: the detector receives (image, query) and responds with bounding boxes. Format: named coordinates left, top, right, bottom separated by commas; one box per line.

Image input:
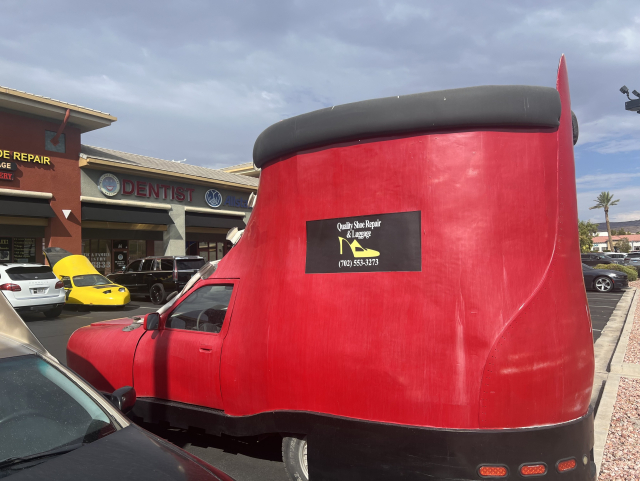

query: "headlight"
left=609, top=273, right=618, bottom=277
left=119, top=287, right=126, bottom=292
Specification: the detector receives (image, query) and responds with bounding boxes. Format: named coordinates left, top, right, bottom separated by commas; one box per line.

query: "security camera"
left=633, top=90, right=640, bottom=99
left=620, top=85, right=632, bottom=100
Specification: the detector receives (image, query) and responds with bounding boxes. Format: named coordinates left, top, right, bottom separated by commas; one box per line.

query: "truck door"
left=132, top=280, right=237, bottom=410
left=138, top=259, right=155, bottom=294
left=111, top=259, right=142, bottom=292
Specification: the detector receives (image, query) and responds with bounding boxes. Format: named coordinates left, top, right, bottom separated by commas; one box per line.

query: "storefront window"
left=12, top=238, right=36, bottom=263
left=82, top=238, right=147, bottom=275
left=195, top=240, right=225, bottom=261
left=129, top=240, right=146, bottom=262
left=84, top=239, right=112, bottom=275
left=0, top=238, right=11, bottom=262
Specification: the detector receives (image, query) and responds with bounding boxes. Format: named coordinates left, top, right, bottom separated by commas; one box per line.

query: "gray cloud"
left=1, top=1, right=639, bottom=180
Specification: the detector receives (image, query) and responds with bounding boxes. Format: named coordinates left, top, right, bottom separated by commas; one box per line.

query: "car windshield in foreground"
left=5, top=267, right=56, bottom=281
left=0, top=355, right=116, bottom=474
left=72, top=275, right=112, bottom=287
left=176, top=259, right=205, bottom=270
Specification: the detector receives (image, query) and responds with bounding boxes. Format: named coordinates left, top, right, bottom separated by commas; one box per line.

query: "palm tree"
left=589, top=192, right=619, bottom=251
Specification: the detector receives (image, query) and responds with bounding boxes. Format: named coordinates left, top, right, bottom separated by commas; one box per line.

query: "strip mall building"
left=0, top=86, right=258, bottom=274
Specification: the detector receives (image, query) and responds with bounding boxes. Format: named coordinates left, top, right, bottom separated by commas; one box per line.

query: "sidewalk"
left=597, top=282, right=640, bottom=480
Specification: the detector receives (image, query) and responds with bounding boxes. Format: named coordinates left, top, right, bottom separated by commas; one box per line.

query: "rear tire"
left=150, top=283, right=166, bottom=305
left=43, top=307, right=63, bottom=319
left=282, top=436, right=308, bottom=481
left=594, top=276, right=613, bottom=293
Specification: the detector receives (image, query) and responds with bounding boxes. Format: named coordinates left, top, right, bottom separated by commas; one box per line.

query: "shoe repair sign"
left=306, top=211, right=421, bottom=273
left=0, top=161, right=16, bottom=181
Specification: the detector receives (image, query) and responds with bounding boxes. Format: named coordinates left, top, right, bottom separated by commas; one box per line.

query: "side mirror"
left=110, top=386, right=136, bottom=413
left=144, top=312, right=160, bottom=330
left=166, top=291, right=178, bottom=302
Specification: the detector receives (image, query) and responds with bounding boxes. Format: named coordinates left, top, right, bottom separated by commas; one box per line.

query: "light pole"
left=620, top=85, right=640, bottom=113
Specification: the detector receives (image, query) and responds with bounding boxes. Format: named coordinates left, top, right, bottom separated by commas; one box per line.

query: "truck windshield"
left=72, top=275, right=112, bottom=287
left=0, top=355, right=116, bottom=469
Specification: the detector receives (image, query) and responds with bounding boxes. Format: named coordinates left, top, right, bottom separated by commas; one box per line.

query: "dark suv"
left=108, top=256, right=205, bottom=304
left=580, top=253, right=614, bottom=267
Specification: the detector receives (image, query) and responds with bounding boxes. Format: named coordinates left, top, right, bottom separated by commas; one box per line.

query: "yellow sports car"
left=44, top=248, right=130, bottom=307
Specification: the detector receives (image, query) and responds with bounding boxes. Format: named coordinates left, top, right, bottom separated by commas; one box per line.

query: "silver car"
left=604, top=253, right=627, bottom=265
left=624, top=252, right=640, bottom=268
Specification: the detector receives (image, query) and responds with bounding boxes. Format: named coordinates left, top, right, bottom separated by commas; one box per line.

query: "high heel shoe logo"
left=338, top=237, right=380, bottom=258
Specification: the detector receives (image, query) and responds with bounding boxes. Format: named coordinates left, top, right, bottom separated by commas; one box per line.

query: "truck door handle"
left=199, top=346, right=212, bottom=353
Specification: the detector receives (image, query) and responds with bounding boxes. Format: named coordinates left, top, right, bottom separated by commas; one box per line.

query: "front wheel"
left=150, top=283, right=166, bottom=305
left=594, top=276, right=614, bottom=293
left=282, top=435, right=308, bottom=481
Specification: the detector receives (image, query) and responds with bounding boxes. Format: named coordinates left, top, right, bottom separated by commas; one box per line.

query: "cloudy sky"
left=1, top=1, right=638, bottom=222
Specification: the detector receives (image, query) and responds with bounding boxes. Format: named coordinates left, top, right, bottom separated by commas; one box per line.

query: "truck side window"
left=127, top=260, right=142, bottom=273
left=166, top=285, right=234, bottom=333
left=140, top=260, right=154, bottom=272
left=160, top=259, right=173, bottom=271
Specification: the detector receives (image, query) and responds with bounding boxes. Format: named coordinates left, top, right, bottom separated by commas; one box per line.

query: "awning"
left=185, top=212, right=245, bottom=229
left=81, top=228, right=164, bottom=241
left=0, top=225, right=46, bottom=237
left=81, top=203, right=173, bottom=225
left=0, top=195, right=55, bottom=218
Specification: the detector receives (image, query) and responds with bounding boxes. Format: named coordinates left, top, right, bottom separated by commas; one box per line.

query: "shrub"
left=626, top=265, right=640, bottom=276
left=594, top=264, right=638, bottom=281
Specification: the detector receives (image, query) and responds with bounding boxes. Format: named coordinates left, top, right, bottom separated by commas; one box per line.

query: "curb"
left=593, top=287, right=638, bottom=475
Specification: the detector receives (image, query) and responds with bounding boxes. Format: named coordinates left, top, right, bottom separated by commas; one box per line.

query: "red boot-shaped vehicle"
left=68, top=56, right=595, bottom=481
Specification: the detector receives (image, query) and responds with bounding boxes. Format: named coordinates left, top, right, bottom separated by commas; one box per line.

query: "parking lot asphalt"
left=21, top=289, right=628, bottom=481
left=586, top=289, right=625, bottom=342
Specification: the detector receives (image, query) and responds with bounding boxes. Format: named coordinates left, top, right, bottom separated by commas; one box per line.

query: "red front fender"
left=67, top=319, right=146, bottom=393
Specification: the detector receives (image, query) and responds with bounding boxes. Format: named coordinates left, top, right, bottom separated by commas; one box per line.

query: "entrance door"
left=133, top=280, right=238, bottom=410
left=113, top=250, right=128, bottom=274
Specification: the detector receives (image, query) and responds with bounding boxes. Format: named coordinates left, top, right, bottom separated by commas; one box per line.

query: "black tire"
left=43, top=307, right=63, bottom=319
left=594, top=276, right=614, bottom=293
left=282, top=436, right=308, bottom=481
left=150, top=283, right=166, bottom=305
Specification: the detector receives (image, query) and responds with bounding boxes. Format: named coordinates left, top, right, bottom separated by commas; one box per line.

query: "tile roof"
left=593, top=235, right=640, bottom=243
left=222, top=162, right=255, bottom=170
left=81, top=145, right=259, bottom=188
left=0, top=85, right=114, bottom=118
